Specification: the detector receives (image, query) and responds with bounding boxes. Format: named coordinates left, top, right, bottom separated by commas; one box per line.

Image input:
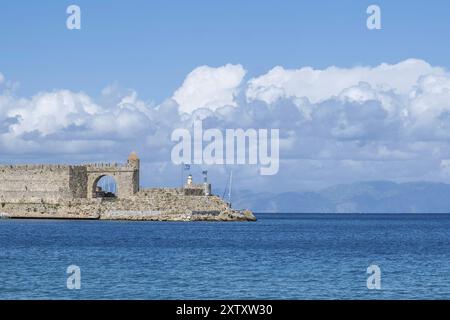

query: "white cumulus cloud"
left=246, top=59, right=443, bottom=104
left=172, top=64, right=246, bottom=114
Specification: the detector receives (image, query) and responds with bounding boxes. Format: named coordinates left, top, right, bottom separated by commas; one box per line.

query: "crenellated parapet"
left=85, top=162, right=137, bottom=173
left=0, top=164, right=85, bottom=171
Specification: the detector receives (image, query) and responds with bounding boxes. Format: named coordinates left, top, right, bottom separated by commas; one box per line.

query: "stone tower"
left=127, top=151, right=140, bottom=168
left=127, top=151, right=140, bottom=194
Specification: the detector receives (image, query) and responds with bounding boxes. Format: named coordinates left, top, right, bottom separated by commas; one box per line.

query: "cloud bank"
left=1, top=58, right=450, bottom=191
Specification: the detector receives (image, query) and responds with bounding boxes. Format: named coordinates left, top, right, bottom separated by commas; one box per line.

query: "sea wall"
left=0, top=188, right=256, bottom=221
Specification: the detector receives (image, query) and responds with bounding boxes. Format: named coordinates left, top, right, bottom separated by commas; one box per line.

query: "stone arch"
left=85, top=153, right=140, bottom=199
left=87, top=172, right=123, bottom=199
left=91, top=174, right=118, bottom=198
left=86, top=167, right=139, bottom=199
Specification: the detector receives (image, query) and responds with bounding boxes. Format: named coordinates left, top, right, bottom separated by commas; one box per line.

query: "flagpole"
left=229, top=170, right=233, bottom=208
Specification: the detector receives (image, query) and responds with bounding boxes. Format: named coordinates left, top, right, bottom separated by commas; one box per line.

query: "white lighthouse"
left=186, top=174, right=193, bottom=186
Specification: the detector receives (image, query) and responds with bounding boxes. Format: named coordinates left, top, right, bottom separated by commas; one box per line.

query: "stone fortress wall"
left=0, top=164, right=86, bottom=203
left=0, top=152, right=255, bottom=221
left=0, top=153, right=140, bottom=203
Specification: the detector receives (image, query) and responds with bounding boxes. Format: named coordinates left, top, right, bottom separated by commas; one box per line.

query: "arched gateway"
left=86, top=152, right=140, bottom=199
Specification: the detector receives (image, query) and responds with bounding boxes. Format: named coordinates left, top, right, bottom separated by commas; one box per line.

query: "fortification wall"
left=69, top=166, right=88, bottom=198
left=0, top=160, right=140, bottom=202
left=0, top=164, right=87, bottom=203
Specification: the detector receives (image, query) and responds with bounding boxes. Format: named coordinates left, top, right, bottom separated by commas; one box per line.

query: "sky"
left=1, top=0, right=450, bottom=193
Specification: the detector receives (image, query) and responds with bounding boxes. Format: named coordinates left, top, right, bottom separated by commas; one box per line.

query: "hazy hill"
left=232, top=181, right=450, bottom=213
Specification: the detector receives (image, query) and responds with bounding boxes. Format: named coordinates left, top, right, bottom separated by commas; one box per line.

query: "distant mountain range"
left=231, top=181, right=450, bottom=213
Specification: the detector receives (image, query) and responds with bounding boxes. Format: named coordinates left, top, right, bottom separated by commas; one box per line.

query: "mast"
left=228, top=171, right=233, bottom=208
left=221, top=170, right=233, bottom=207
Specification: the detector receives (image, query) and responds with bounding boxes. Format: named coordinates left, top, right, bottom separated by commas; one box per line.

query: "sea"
left=0, top=213, right=449, bottom=299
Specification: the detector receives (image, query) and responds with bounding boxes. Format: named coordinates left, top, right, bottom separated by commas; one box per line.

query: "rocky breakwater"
left=99, top=189, right=257, bottom=221
left=0, top=188, right=256, bottom=221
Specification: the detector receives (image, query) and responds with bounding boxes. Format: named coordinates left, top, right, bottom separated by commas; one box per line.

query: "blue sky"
left=2, top=1, right=450, bottom=192
left=1, top=1, right=449, bottom=101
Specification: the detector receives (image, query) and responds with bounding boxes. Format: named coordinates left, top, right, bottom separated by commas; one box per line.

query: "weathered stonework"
left=0, top=153, right=256, bottom=222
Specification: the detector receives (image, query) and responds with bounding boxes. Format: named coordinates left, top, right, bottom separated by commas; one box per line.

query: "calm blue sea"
left=0, top=213, right=449, bottom=300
